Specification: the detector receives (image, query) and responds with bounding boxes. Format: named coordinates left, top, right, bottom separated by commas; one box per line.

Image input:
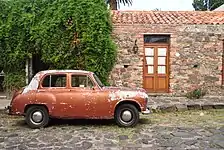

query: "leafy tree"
left=106, top=0, right=132, bottom=10
left=0, top=0, right=116, bottom=91
left=192, top=0, right=224, bottom=11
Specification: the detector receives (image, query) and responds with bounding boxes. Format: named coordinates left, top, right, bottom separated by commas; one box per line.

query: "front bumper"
left=142, top=107, right=150, bottom=114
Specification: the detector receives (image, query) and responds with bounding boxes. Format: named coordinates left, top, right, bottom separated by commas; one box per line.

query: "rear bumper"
left=142, top=107, right=150, bottom=114
left=5, top=105, right=11, bottom=114
left=5, top=105, right=23, bottom=115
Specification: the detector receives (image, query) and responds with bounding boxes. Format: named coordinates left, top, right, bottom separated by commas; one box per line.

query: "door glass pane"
left=71, top=75, right=93, bottom=88
left=42, top=74, right=66, bottom=87
left=158, top=66, right=166, bottom=74
left=158, top=48, right=167, bottom=56
left=146, top=57, right=154, bottom=65
left=158, top=57, right=166, bottom=65
left=148, top=66, right=154, bottom=74
left=145, top=48, right=154, bottom=56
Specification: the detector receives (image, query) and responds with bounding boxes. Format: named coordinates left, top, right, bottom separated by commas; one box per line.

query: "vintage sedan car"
left=8, top=70, right=150, bottom=128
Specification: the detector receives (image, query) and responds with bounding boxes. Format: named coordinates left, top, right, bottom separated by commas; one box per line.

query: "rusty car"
left=7, top=70, right=150, bottom=128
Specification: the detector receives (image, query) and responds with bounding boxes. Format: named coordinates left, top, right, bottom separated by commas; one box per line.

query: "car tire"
left=115, top=104, right=139, bottom=127
left=25, top=106, right=49, bottom=129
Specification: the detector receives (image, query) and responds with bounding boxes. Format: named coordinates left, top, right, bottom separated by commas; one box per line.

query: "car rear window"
left=42, top=74, right=66, bottom=87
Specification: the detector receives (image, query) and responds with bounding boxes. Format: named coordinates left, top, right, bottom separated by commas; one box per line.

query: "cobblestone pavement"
left=0, top=110, right=223, bottom=150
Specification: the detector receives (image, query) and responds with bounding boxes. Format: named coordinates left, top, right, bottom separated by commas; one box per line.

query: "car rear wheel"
left=115, top=104, right=139, bottom=127
left=25, top=106, right=49, bottom=129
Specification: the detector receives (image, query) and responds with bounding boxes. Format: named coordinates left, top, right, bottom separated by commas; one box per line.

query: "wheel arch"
left=114, top=100, right=141, bottom=114
left=24, top=104, right=49, bottom=114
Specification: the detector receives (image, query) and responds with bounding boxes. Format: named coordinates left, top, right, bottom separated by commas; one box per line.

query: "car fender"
left=113, top=99, right=142, bottom=114
left=32, top=92, right=57, bottom=115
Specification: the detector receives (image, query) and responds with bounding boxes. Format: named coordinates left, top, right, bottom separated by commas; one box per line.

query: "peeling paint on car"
left=108, top=90, right=148, bottom=101
left=22, top=73, right=40, bottom=94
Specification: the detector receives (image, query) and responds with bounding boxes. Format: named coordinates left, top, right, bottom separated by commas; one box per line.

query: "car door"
left=67, top=73, right=111, bottom=118
left=36, top=73, right=71, bottom=117
left=63, top=73, right=94, bottom=118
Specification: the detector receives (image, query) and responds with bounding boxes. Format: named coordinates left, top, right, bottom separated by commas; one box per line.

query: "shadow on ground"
left=13, top=117, right=151, bottom=128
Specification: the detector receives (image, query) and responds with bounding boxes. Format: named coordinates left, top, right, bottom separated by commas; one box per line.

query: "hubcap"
left=121, top=110, right=132, bottom=122
left=32, top=111, right=43, bottom=123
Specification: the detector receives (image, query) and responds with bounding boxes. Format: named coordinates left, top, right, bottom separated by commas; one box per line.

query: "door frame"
left=143, top=43, right=170, bottom=93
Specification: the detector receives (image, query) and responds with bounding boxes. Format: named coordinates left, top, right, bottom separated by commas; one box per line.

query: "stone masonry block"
left=175, top=104, right=188, bottom=112
left=187, top=104, right=201, bottom=110
left=158, top=104, right=177, bottom=113
left=201, top=104, right=214, bottom=110
left=149, top=105, right=159, bottom=113
left=213, top=104, right=224, bottom=109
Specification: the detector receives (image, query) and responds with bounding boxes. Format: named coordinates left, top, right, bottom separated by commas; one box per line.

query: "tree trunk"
left=109, top=0, right=118, bottom=10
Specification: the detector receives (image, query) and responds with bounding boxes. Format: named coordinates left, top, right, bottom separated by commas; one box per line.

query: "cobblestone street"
left=0, top=110, right=223, bottom=150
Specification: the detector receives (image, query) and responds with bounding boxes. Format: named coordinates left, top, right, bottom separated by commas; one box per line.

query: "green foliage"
left=0, top=0, right=116, bottom=90
left=192, top=0, right=224, bottom=11
left=3, top=71, right=26, bottom=93
left=186, top=88, right=206, bottom=99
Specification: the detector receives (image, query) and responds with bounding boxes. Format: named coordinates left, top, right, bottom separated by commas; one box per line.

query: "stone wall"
left=110, top=24, right=224, bottom=96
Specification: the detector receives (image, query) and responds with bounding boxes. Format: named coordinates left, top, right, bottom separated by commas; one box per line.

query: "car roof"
left=38, top=70, right=92, bottom=74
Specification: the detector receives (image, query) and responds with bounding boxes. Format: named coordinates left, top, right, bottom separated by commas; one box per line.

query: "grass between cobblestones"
left=0, top=109, right=223, bottom=132
left=147, top=109, right=224, bottom=128
left=95, top=109, right=224, bottom=138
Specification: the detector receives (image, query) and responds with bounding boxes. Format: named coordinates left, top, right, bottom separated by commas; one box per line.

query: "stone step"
left=0, top=96, right=7, bottom=99
left=0, top=99, right=10, bottom=111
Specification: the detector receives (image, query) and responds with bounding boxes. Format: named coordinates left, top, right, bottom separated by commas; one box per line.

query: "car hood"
left=102, top=86, right=148, bottom=100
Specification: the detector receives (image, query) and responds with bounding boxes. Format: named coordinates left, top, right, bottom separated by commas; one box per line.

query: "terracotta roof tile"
left=112, top=10, right=224, bottom=25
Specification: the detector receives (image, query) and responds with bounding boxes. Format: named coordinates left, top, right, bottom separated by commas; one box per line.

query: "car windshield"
left=93, top=74, right=104, bottom=88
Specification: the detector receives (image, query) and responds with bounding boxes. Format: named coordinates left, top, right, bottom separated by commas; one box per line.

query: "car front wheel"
left=25, top=106, right=49, bottom=129
left=115, top=104, right=139, bottom=127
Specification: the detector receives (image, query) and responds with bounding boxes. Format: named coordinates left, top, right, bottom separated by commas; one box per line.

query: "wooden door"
left=143, top=45, right=169, bottom=93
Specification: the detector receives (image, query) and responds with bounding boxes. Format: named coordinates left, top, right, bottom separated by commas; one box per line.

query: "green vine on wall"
left=0, top=0, right=117, bottom=92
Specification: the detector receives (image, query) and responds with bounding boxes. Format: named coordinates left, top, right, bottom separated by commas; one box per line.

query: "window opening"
left=42, top=74, right=66, bottom=87
left=144, top=35, right=170, bottom=44
left=71, top=75, right=94, bottom=88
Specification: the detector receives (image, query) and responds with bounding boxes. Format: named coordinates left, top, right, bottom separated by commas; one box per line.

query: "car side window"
left=71, top=75, right=93, bottom=88
left=42, top=74, right=66, bottom=87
